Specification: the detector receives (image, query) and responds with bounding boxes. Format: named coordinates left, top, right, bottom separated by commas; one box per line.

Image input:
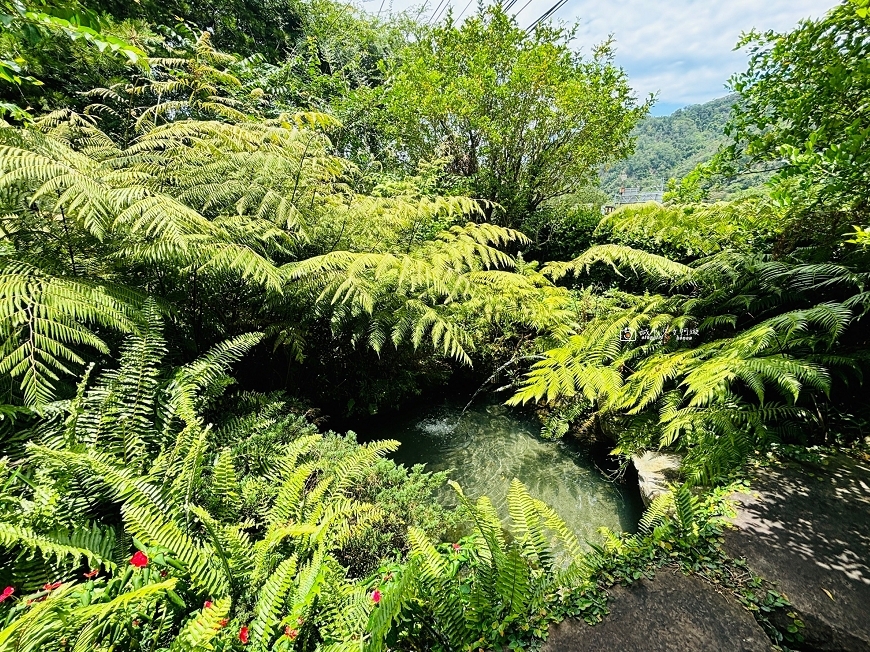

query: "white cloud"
left=370, top=0, right=836, bottom=113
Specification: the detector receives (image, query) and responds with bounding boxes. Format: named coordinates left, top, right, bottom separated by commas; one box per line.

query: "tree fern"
left=510, top=232, right=860, bottom=479
left=0, top=260, right=136, bottom=405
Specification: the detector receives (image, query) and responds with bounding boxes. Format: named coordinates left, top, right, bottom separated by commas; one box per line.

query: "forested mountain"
left=600, top=94, right=735, bottom=194
left=0, top=1, right=868, bottom=650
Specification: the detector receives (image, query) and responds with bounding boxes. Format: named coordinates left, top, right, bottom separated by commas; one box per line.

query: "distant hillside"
left=600, top=95, right=737, bottom=195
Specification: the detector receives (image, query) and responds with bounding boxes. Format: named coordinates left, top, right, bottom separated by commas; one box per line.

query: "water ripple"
left=379, top=399, right=640, bottom=544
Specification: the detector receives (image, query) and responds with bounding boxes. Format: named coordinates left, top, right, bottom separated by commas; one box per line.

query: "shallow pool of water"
left=358, top=398, right=642, bottom=544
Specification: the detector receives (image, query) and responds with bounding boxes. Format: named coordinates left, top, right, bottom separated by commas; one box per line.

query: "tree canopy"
left=372, top=6, right=650, bottom=228
left=724, top=0, right=870, bottom=213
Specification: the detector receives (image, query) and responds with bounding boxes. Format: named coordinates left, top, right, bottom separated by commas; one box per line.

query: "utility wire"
left=455, top=0, right=476, bottom=21
left=535, top=0, right=569, bottom=28
left=435, top=0, right=452, bottom=24
left=512, top=0, right=535, bottom=19
left=427, top=0, right=449, bottom=23
left=525, top=0, right=567, bottom=32
left=435, top=0, right=453, bottom=24
left=414, top=0, right=432, bottom=21
left=537, top=0, right=568, bottom=25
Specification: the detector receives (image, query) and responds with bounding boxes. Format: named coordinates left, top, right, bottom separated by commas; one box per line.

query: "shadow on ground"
left=725, top=454, right=870, bottom=651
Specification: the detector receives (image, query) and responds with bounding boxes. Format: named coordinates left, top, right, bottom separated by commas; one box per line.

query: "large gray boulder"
left=544, top=570, right=771, bottom=651
left=725, top=454, right=870, bottom=652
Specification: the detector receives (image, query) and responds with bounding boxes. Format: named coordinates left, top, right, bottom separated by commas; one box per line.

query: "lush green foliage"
left=0, top=0, right=148, bottom=117
left=511, top=195, right=868, bottom=479
left=0, top=0, right=868, bottom=649
left=87, top=0, right=302, bottom=59
left=0, top=39, right=588, bottom=411
left=724, top=0, right=870, bottom=212
left=0, top=320, right=461, bottom=650
left=367, top=6, right=650, bottom=229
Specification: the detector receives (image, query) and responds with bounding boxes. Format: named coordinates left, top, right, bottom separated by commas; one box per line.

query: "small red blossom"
left=284, top=626, right=298, bottom=639
left=217, top=618, right=229, bottom=628
left=204, top=600, right=213, bottom=609
left=239, top=625, right=250, bottom=644
left=130, top=551, right=149, bottom=568
left=159, top=570, right=167, bottom=578
left=83, top=569, right=99, bottom=579
left=132, top=619, right=140, bottom=628
left=1, top=587, right=14, bottom=603
left=371, top=589, right=382, bottom=604
left=43, top=582, right=63, bottom=591
left=452, top=543, right=461, bottom=551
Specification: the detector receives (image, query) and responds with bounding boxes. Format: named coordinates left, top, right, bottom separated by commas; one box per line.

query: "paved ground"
left=724, top=454, right=870, bottom=652
left=543, top=569, right=772, bottom=652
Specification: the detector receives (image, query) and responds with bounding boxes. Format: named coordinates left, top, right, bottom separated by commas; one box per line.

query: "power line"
left=414, top=0, right=432, bottom=21
left=427, top=0, right=449, bottom=23
left=531, top=0, right=568, bottom=30
left=525, top=0, right=567, bottom=33
left=455, top=0, right=476, bottom=21
left=431, top=0, right=452, bottom=23
left=512, top=0, right=535, bottom=19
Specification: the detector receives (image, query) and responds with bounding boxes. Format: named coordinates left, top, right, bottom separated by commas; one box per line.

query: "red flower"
left=452, top=543, right=461, bottom=551
left=43, top=582, right=63, bottom=591
left=0, top=587, right=14, bottom=603
left=285, top=626, right=299, bottom=639
left=239, top=625, right=250, bottom=644
left=218, top=618, right=229, bottom=628
left=83, top=569, right=99, bottom=579
left=204, top=600, right=213, bottom=609
left=130, top=551, right=148, bottom=568
left=371, top=589, right=382, bottom=604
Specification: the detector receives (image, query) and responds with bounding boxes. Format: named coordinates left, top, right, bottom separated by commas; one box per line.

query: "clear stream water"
left=358, top=398, right=643, bottom=544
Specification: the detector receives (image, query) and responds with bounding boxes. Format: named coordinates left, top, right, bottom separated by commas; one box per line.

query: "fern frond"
left=171, top=596, right=232, bottom=652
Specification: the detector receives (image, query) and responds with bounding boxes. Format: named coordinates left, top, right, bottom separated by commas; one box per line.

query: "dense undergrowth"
left=0, top=0, right=869, bottom=649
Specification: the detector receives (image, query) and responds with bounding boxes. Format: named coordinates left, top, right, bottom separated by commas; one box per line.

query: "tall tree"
left=373, top=6, right=650, bottom=229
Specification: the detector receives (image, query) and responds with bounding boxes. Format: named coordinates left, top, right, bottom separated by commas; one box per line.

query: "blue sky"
left=368, top=0, right=836, bottom=115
